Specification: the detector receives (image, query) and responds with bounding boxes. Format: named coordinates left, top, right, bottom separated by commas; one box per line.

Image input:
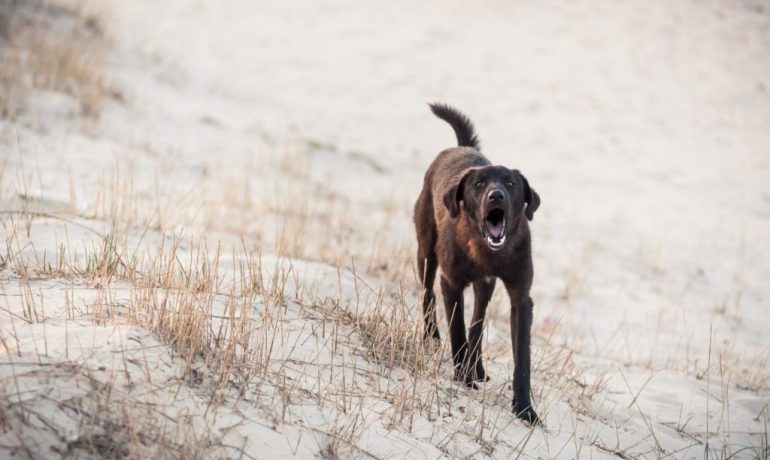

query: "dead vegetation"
left=2, top=121, right=769, bottom=457
left=0, top=0, right=112, bottom=119
left=1, top=3, right=769, bottom=457
left=0, top=325, right=230, bottom=459
left=4, top=189, right=769, bottom=458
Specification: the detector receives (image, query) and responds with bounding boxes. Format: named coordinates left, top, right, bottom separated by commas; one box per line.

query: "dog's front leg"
left=508, top=291, right=540, bottom=425
left=468, top=279, right=495, bottom=382
left=440, top=276, right=476, bottom=388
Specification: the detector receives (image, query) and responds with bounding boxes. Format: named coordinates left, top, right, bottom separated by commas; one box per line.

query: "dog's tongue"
left=486, top=220, right=504, bottom=239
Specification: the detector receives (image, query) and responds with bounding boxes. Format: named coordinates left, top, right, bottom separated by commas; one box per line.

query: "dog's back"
left=421, top=148, right=486, bottom=223
left=419, top=104, right=491, bottom=227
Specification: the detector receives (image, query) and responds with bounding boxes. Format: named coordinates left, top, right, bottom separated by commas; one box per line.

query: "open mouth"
left=483, top=209, right=506, bottom=249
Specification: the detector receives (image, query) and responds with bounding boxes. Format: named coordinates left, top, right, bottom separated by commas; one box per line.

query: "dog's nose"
left=488, top=189, right=504, bottom=203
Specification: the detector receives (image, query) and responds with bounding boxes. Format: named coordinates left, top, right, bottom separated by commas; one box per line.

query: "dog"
left=413, top=103, right=541, bottom=424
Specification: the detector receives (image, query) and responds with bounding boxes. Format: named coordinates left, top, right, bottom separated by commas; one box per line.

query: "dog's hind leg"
left=441, top=276, right=476, bottom=388
left=415, top=190, right=440, bottom=341
left=417, top=246, right=440, bottom=341
left=469, top=278, right=495, bottom=382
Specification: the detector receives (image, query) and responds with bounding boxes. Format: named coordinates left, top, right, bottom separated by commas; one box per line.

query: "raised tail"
left=428, top=102, right=481, bottom=149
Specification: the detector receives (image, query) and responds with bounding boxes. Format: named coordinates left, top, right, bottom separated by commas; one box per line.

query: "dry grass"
left=1, top=203, right=525, bottom=457
left=0, top=362, right=222, bottom=459
left=3, top=119, right=770, bottom=457
left=7, top=212, right=767, bottom=459
left=0, top=0, right=111, bottom=119
left=1, top=21, right=768, bottom=454
left=3, top=127, right=770, bottom=457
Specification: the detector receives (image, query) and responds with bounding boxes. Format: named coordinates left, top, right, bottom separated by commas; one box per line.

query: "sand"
left=1, top=0, right=769, bottom=458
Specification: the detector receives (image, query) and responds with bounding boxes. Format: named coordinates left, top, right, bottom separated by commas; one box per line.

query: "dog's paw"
left=472, top=363, right=490, bottom=383
left=454, top=368, right=479, bottom=389
left=512, top=400, right=540, bottom=426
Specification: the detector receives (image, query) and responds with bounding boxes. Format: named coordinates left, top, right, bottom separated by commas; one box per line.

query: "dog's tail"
left=429, top=102, right=481, bottom=150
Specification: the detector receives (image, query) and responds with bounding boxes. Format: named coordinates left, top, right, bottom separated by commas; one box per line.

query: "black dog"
left=413, top=103, right=541, bottom=424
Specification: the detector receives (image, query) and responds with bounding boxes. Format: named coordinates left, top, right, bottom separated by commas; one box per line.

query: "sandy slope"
left=2, top=0, right=769, bottom=458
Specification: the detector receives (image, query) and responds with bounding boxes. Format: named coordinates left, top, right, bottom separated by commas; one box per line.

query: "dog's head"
left=443, top=165, right=540, bottom=250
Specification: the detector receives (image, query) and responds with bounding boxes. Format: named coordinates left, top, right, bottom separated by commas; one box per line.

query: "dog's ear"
left=521, top=175, right=540, bottom=221
left=443, top=170, right=473, bottom=219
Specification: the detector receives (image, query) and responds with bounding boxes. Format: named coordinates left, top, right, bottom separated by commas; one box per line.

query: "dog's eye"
left=474, top=180, right=485, bottom=188
left=506, top=180, right=514, bottom=187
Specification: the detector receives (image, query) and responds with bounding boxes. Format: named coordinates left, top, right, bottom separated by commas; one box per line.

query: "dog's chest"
left=449, top=241, right=507, bottom=280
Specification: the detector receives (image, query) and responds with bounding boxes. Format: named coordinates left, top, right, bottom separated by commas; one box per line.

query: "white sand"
left=2, top=0, right=769, bottom=458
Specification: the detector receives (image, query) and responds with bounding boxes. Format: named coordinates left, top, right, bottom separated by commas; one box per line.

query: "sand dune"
left=1, top=0, right=769, bottom=458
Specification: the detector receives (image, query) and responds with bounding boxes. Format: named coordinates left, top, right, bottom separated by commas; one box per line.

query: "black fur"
left=414, top=103, right=541, bottom=425
left=429, top=102, right=481, bottom=149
